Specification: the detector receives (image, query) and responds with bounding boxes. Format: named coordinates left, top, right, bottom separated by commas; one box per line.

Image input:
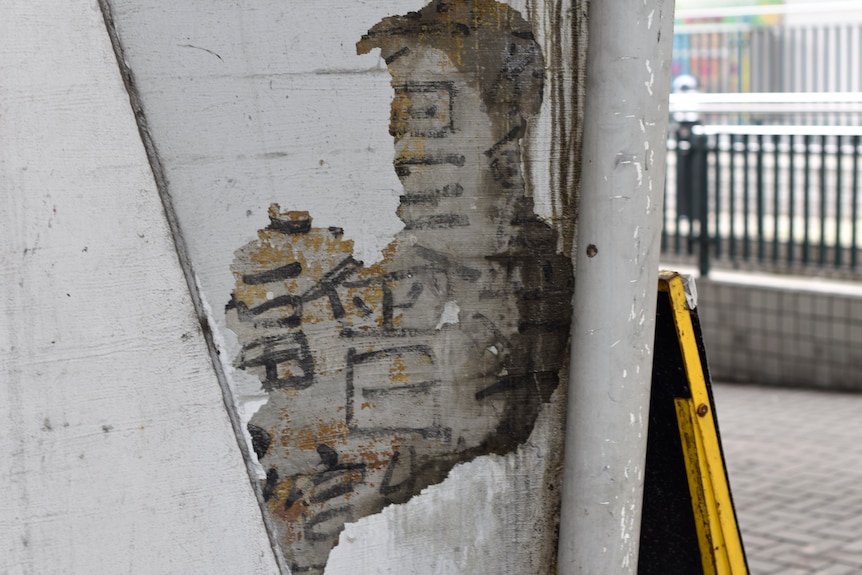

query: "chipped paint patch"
left=226, top=2, right=573, bottom=572
left=434, top=300, right=460, bottom=330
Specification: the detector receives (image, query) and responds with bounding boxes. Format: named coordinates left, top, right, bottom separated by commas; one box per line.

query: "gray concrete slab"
left=712, top=382, right=862, bottom=574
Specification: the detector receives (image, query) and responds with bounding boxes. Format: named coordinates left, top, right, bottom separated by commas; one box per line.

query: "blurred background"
left=664, top=0, right=862, bottom=282
left=664, top=4, right=862, bottom=573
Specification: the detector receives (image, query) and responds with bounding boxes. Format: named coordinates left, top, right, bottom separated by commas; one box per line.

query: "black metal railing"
left=663, top=125, right=862, bottom=278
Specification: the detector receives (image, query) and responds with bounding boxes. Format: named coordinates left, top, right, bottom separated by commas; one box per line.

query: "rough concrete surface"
left=0, top=1, right=280, bottom=572
left=226, top=3, right=573, bottom=571
left=90, top=0, right=587, bottom=571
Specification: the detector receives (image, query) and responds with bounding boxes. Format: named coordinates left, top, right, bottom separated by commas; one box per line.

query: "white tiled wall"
left=692, top=273, right=862, bottom=390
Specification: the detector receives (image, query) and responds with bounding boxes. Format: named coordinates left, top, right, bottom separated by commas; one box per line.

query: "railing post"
left=756, top=133, right=765, bottom=262
left=743, top=133, right=751, bottom=260
left=772, top=133, right=781, bottom=262
left=820, top=134, right=828, bottom=265
left=836, top=135, right=844, bottom=267
left=692, top=133, right=711, bottom=276
left=852, top=135, right=860, bottom=270
left=676, top=126, right=695, bottom=255
left=675, top=128, right=688, bottom=253
left=803, top=134, right=811, bottom=264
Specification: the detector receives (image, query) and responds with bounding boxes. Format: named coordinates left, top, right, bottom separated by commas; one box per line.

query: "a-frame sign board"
left=638, top=271, right=749, bottom=574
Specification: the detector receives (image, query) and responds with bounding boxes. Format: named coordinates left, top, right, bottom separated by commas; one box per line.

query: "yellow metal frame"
left=658, top=271, right=748, bottom=575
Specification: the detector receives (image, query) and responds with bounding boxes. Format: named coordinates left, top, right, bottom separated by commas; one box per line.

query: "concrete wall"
left=0, top=1, right=280, bottom=573
left=102, top=0, right=589, bottom=572
left=3, top=1, right=590, bottom=573
left=684, top=270, right=862, bottom=391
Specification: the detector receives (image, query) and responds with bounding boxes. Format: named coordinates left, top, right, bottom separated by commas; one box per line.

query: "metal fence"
left=663, top=124, right=862, bottom=278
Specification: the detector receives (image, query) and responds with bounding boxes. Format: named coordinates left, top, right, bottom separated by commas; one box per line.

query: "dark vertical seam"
left=552, top=0, right=565, bottom=239
left=568, top=0, right=588, bottom=260
left=95, top=2, right=289, bottom=572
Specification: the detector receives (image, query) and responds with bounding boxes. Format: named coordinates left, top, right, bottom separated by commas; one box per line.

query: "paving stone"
left=746, top=556, right=785, bottom=574
left=813, top=562, right=862, bottom=575
left=711, top=383, right=862, bottom=575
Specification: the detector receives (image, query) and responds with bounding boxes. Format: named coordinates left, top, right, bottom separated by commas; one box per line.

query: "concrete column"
left=0, top=1, right=280, bottom=572
left=558, top=1, right=676, bottom=573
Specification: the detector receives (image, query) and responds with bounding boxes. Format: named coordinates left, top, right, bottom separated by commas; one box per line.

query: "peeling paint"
left=225, top=2, right=573, bottom=572
left=434, top=300, right=460, bottom=330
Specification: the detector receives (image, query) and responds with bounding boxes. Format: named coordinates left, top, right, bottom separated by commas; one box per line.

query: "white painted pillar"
left=0, top=2, right=279, bottom=572
left=558, top=1, right=676, bottom=573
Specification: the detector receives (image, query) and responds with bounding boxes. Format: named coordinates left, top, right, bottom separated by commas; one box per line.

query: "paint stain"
left=226, top=2, right=573, bottom=572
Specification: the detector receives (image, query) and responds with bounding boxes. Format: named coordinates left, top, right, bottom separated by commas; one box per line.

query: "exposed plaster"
left=226, top=2, right=574, bottom=571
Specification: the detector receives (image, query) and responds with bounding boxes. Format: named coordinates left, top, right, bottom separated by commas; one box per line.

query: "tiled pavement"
left=712, top=383, right=862, bottom=575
